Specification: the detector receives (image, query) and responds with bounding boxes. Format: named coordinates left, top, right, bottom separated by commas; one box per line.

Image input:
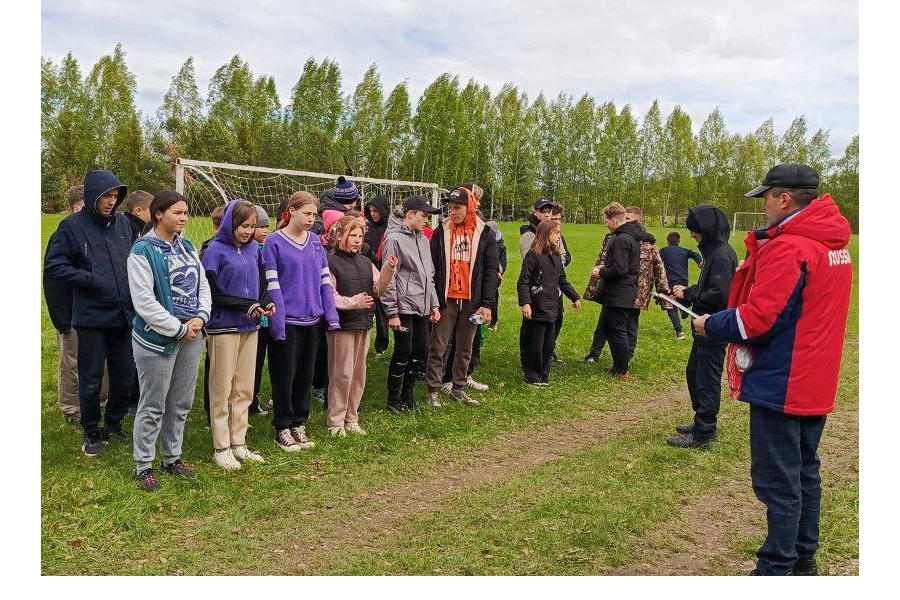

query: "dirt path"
left=599, top=404, right=859, bottom=576
left=255, top=386, right=686, bottom=574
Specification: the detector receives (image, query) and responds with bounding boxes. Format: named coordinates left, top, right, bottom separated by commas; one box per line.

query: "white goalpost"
left=732, top=212, right=767, bottom=234
left=174, top=158, right=441, bottom=245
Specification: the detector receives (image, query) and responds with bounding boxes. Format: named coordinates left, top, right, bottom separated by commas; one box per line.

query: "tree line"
left=41, top=44, right=859, bottom=230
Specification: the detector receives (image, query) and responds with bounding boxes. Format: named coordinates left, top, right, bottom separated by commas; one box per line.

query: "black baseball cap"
left=745, top=163, right=820, bottom=198
left=402, top=195, right=441, bottom=215
left=534, top=198, right=553, bottom=210
left=444, top=187, right=471, bottom=205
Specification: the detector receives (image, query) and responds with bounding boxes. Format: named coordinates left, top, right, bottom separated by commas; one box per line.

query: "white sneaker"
left=213, top=448, right=242, bottom=470
left=440, top=382, right=453, bottom=395
left=345, top=422, right=367, bottom=436
left=275, top=428, right=301, bottom=452
left=466, top=376, right=489, bottom=391
left=328, top=426, right=346, bottom=438
left=231, top=445, right=265, bottom=463
left=290, top=425, right=316, bottom=449
left=427, top=391, right=442, bottom=407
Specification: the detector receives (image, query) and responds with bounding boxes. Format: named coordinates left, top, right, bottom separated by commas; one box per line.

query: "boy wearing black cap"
left=518, top=198, right=554, bottom=258
left=425, top=187, right=500, bottom=407
left=381, top=196, right=442, bottom=413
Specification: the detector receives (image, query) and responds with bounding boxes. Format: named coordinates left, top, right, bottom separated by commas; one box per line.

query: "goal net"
left=174, top=159, right=441, bottom=246
left=731, top=212, right=767, bottom=234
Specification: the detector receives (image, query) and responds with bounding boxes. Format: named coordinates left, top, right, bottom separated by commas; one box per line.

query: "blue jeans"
left=750, top=404, right=827, bottom=575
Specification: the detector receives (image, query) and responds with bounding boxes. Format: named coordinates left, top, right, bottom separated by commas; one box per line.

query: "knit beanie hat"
left=322, top=209, right=344, bottom=234
left=254, top=205, right=270, bottom=228
left=333, top=176, right=360, bottom=203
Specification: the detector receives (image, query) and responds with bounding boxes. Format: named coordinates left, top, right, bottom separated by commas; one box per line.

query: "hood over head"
left=84, top=170, right=127, bottom=222
left=364, top=194, right=390, bottom=224
left=212, top=199, right=256, bottom=249
left=686, top=204, right=730, bottom=249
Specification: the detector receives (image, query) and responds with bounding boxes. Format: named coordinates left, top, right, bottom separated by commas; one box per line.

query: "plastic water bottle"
left=469, top=312, right=485, bottom=325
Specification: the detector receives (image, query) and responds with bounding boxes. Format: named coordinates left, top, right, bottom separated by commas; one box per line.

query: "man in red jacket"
left=693, top=164, right=853, bottom=576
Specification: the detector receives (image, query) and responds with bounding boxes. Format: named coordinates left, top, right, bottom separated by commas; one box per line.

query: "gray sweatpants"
left=132, top=334, right=205, bottom=473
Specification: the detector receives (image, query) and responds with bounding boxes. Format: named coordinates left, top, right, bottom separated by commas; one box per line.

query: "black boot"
left=400, top=372, right=417, bottom=411
left=386, top=360, right=407, bottom=413
left=791, top=557, right=818, bottom=576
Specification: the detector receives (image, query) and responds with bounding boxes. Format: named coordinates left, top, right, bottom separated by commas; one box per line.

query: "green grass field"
left=40, top=215, right=858, bottom=575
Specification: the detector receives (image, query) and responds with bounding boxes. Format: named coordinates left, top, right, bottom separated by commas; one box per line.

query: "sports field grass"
left=40, top=214, right=858, bottom=575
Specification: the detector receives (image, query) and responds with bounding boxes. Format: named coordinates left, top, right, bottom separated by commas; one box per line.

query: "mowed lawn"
left=40, top=214, right=859, bottom=575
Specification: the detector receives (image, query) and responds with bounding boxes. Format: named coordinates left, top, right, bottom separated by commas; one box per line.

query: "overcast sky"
left=41, top=0, right=858, bottom=156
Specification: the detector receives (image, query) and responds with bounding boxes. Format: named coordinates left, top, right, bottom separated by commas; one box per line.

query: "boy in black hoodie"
left=364, top=194, right=391, bottom=354
left=44, top=170, right=136, bottom=456
left=667, top=205, right=738, bottom=449
left=122, top=190, right=153, bottom=241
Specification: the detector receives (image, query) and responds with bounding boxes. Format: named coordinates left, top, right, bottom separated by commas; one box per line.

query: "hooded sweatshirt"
left=364, top=194, right=391, bottom=266
left=201, top=200, right=273, bottom=334
left=704, top=195, right=852, bottom=416
left=681, top=205, right=738, bottom=318
left=381, top=212, right=440, bottom=317
left=128, top=229, right=211, bottom=354
left=44, top=170, right=134, bottom=328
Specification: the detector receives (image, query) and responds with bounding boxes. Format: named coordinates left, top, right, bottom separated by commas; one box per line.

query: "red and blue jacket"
left=704, top=195, right=853, bottom=416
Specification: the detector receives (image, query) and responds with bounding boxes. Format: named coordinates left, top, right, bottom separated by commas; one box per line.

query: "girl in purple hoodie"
left=264, top=191, right=340, bottom=452
left=201, top=200, right=274, bottom=470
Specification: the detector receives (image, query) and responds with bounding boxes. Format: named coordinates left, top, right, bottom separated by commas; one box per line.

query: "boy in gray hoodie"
left=380, top=196, right=441, bottom=413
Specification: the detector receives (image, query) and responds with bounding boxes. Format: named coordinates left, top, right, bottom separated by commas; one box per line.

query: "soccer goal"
left=732, top=212, right=767, bottom=234
left=174, top=158, right=441, bottom=246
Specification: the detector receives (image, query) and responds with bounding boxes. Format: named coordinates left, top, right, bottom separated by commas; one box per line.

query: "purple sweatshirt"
left=202, top=200, right=271, bottom=334
left=263, top=229, right=340, bottom=340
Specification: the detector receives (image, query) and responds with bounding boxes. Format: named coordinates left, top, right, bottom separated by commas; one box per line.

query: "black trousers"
left=373, top=298, right=390, bottom=354
left=626, top=308, right=641, bottom=360
left=589, top=307, right=608, bottom=358
left=268, top=322, right=322, bottom=429
left=252, top=325, right=272, bottom=410
left=552, top=295, right=564, bottom=358
left=686, top=340, right=727, bottom=442
left=600, top=306, right=634, bottom=374
left=520, top=319, right=556, bottom=383
left=312, top=323, right=329, bottom=390
left=387, top=314, right=429, bottom=407
left=75, top=326, right=133, bottom=436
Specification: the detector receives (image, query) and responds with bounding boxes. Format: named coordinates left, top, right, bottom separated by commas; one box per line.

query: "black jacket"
left=124, top=211, right=149, bottom=241
left=517, top=250, right=580, bottom=321
left=598, top=221, right=640, bottom=308
left=43, top=229, right=73, bottom=333
left=682, top=205, right=738, bottom=320
left=44, top=170, right=134, bottom=329
left=431, top=219, right=500, bottom=311
left=363, top=195, right=390, bottom=266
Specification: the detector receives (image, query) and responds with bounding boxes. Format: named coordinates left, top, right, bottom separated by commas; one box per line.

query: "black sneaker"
left=162, top=459, right=196, bottom=478
left=135, top=468, right=159, bottom=492
left=582, top=355, right=597, bottom=364
left=102, top=424, right=130, bottom=444
left=792, top=557, right=818, bottom=576
left=675, top=423, right=694, bottom=434
left=387, top=402, right=408, bottom=415
left=666, top=433, right=711, bottom=450
left=82, top=435, right=105, bottom=457
left=249, top=404, right=269, bottom=417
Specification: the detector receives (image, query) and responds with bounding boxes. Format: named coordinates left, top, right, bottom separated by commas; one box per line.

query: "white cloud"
left=41, top=0, right=858, bottom=154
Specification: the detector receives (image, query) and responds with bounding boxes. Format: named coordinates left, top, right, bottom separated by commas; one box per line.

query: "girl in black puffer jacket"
left=517, top=220, right=582, bottom=385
